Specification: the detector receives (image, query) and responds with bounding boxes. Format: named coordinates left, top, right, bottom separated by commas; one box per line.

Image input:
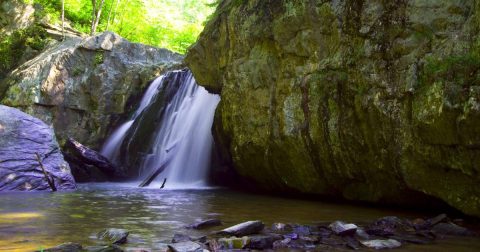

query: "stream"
left=1, top=183, right=479, bottom=251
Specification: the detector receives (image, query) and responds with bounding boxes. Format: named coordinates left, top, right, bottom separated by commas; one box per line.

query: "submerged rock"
left=187, top=219, right=222, bottom=230
left=39, top=242, right=83, bottom=252
left=167, top=241, right=203, bottom=252
left=431, top=222, right=473, bottom=236
left=360, top=239, right=402, bottom=250
left=0, top=105, right=76, bottom=191
left=329, top=221, right=358, bottom=236
left=97, top=228, right=129, bottom=244
left=272, top=238, right=291, bottom=249
left=186, top=0, right=480, bottom=217
left=246, top=234, right=283, bottom=249
left=85, top=245, right=125, bottom=252
left=219, top=220, right=265, bottom=237
left=172, top=233, right=192, bottom=243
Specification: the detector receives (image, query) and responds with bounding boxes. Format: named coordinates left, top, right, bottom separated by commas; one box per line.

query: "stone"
left=97, top=228, right=129, bottom=244
left=1, top=31, right=183, bottom=155
left=427, top=214, right=449, bottom=226
left=186, top=0, right=480, bottom=218
left=271, top=223, right=292, bottom=232
left=167, top=241, right=203, bottom=252
left=390, top=234, right=431, bottom=245
left=218, top=220, right=264, bottom=237
left=367, top=216, right=411, bottom=236
left=0, top=105, right=76, bottom=191
left=431, top=222, right=473, bottom=236
left=314, top=226, right=333, bottom=238
left=360, top=239, right=402, bottom=249
left=217, top=236, right=250, bottom=250
left=172, top=233, right=192, bottom=243
left=355, top=228, right=370, bottom=240
left=292, top=225, right=311, bottom=236
left=344, top=236, right=362, bottom=250
left=85, top=245, right=125, bottom=252
left=283, top=233, right=298, bottom=240
left=65, top=138, right=116, bottom=176
left=63, top=152, right=109, bottom=182
left=272, top=238, right=291, bottom=249
left=329, top=221, right=358, bottom=236
left=39, top=242, right=82, bottom=252
left=319, top=236, right=346, bottom=247
left=246, top=234, right=283, bottom=249
left=187, top=219, right=222, bottom=230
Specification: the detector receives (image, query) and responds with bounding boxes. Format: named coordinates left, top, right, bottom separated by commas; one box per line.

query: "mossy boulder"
left=1, top=32, right=183, bottom=148
left=186, top=0, right=480, bottom=217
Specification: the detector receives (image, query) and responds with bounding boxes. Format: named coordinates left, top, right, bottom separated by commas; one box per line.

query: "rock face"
left=0, top=0, right=34, bottom=35
left=1, top=32, right=183, bottom=148
left=186, top=0, right=480, bottom=217
left=0, top=105, right=76, bottom=191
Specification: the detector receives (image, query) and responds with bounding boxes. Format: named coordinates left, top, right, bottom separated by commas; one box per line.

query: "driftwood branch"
left=139, top=145, right=177, bottom=188
left=35, top=152, right=57, bottom=192
left=138, top=161, right=170, bottom=188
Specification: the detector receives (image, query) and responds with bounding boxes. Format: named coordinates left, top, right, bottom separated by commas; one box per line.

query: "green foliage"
left=94, top=51, right=104, bottom=66
left=0, top=25, right=49, bottom=78
left=422, top=54, right=480, bottom=88
left=29, top=0, right=217, bottom=54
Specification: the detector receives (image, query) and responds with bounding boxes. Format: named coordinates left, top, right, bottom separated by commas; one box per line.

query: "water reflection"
left=0, top=183, right=479, bottom=251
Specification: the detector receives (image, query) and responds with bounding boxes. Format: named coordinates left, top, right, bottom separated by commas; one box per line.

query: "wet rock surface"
left=97, top=228, right=129, bottom=245
left=187, top=219, right=223, bottom=230
left=219, top=220, right=265, bottom=237
left=39, top=242, right=83, bottom=252
left=0, top=105, right=76, bottom=191
left=64, top=138, right=117, bottom=179
left=45, top=214, right=477, bottom=251
left=186, top=0, right=480, bottom=217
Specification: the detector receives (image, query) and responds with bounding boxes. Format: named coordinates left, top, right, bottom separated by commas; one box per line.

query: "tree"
left=106, top=0, right=120, bottom=31
left=61, top=0, right=65, bottom=40
left=90, top=0, right=106, bottom=35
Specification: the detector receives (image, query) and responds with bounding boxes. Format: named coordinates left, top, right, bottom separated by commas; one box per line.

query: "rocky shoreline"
left=41, top=213, right=478, bottom=252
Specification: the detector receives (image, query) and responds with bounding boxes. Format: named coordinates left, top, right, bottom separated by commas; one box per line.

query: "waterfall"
left=100, top=70, right=220, bottom=189
left=100, top=76, right=165, bottom=163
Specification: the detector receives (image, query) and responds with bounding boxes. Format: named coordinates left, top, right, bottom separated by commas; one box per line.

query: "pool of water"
left=0, top=183, right=479, bottom=251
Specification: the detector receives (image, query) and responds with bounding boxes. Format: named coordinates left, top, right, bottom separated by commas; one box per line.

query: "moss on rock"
left=187, top=0, right=480, bottom=217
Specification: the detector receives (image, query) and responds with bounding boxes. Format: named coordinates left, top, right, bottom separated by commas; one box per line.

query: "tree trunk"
left=106, top=0, right=119, bottom=31
left=61, top=0, right=65, bottom=40
left=91, top=0, right=96, bottom=35
left=92, top=0, right=106, bottom=34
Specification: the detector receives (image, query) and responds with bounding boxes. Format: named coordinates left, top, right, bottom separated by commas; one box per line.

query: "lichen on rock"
left=186, top=0, right=480, bottom=217
left=1, top=31, right=183, bottom=148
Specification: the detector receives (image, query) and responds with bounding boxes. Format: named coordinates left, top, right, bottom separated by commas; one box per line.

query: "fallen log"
left=139, top=158, right=172, bottom=188
left=139, top=148, right=176, bottom=188
left=35, top=153, right=57, bottom=192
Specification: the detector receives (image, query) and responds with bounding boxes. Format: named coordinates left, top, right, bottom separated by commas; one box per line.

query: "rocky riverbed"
left=42, top=213, right=478, bottom=251
left=1, top=184, right=479, bottom=251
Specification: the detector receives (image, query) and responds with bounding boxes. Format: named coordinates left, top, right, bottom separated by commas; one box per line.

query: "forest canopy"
left=24, top=0, right=217, bottom=53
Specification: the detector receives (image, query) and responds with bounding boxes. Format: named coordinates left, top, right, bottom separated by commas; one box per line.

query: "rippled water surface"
left=0, top=183, right=479, bottom=251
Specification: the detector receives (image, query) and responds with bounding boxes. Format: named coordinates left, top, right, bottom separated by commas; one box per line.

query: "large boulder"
left=0, top=0, right=34, bottom=35
left=186, top=0, right=480, bottom=216
left=1, top=31, right=183, bottom=148
left=0, top=105, right=76, bottom=191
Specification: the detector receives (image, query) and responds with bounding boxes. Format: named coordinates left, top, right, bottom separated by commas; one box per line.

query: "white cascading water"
left=101, top=71, right=220, bottom=189
left=100, top=76, right=165, bottom=163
